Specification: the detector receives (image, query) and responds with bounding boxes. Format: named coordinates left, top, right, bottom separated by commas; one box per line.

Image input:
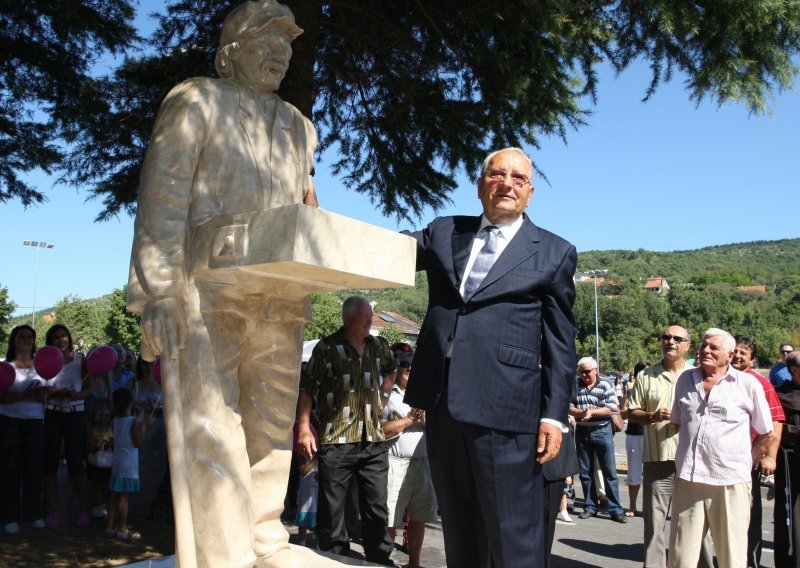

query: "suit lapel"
left=451, top=216, right=481, bottom=286
left=237, top=85, right=271, bottom=209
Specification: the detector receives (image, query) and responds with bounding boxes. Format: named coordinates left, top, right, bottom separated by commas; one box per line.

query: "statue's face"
left=231, top=30, right=292, bottom=94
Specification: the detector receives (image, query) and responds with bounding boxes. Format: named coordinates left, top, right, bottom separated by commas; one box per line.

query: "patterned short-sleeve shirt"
left=300, top=328, right=396, bottom=445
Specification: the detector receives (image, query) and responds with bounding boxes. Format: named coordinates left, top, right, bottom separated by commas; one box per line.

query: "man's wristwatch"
left=381, top=392, right=389, bottom=399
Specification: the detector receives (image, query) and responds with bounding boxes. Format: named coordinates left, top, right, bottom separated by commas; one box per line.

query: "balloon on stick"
left=0, top=361, right=15, bottom=391
left=86, top=345, right=118, bottom=376
left=34, top=346, right=65, bottom=380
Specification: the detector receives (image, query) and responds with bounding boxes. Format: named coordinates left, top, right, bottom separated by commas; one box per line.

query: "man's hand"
left=537, top=422, right=563, bottom=464
left=652, top=407, right=671, bottom=422
left=140, top=297, right=186, bottom=362
left=756, top=455, right=777, bottom=476
left=296, top=422, right=318, bottom=460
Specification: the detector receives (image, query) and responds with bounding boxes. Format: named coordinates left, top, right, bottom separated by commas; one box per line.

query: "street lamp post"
left=585, top=269, right=608, bottom=371
left=22, top=240, right=55, bottom=328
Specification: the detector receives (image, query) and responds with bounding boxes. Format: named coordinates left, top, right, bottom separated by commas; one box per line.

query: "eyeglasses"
left=578, top=369, right=595, bottom=375
left=485, top=169, right=530, bottom=189
left=781, top=350, right=794, bottom=355
left=662, top=334, right=690, bottom=344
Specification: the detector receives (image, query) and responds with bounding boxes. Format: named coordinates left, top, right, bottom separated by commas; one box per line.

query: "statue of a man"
left=127, top=1, right=317, bottom=566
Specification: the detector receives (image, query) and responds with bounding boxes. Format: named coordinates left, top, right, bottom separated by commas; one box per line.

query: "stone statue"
left=127, top=1, right=318, bottom=566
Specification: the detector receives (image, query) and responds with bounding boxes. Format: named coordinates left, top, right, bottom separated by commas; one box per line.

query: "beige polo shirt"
left=627, top=360, right=693, bottom=462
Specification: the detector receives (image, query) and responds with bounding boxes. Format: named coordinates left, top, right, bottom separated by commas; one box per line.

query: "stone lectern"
left=126, top=1, right=415, bottom=567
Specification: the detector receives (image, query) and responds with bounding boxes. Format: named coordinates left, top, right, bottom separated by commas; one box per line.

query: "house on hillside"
left=735, top=285, right=767, bottom=293
left=371, top=311, right=421, bottom=345
left=574, top=272, right=606, bottom=284
left=643, top=277, right=670, bottom=296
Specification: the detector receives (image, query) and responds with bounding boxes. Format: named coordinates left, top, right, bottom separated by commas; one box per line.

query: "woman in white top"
left=42, top=324, right=92, bottom=529
left=0, top=325, right=48, bottom=534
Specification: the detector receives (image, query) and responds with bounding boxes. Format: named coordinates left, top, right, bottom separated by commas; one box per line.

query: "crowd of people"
left=0, top=324, right=166, bottom=541
left=290, top=307, right=799, bottom=568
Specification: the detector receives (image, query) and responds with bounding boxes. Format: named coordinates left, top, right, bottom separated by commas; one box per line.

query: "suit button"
left=458, top=308, right=466, bottom=315
left=447, top=335, right=453, bottom=342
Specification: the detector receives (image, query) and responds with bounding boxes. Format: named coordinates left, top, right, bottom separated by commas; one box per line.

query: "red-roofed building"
left=643, top=277, right=670, bottom=296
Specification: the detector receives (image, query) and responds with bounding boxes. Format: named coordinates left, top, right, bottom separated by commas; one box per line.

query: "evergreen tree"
left=0, top=1, right=136, bottom=206
left=7, top=0, right=796, bottom=220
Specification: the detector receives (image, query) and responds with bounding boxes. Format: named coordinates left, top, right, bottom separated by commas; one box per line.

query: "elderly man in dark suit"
left=404, top=147, right=577, bottom=567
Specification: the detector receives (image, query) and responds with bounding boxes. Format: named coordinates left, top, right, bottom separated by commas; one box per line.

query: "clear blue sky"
left=1, top=7, right=798, bottom=319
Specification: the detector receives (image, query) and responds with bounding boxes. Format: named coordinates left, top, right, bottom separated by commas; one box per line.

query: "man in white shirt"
left=669, top=328, right=774, bottom=568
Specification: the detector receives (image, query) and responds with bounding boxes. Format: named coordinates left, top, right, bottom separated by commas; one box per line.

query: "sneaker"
left=557, top=510, right=573, bottom=523
left=76, top=511, right=91, bottom=528
left=45, top=512, right=60, bottom=529
left=31, top=519, right=46, bottom=529
left=3, top=522, right=20, bottom=535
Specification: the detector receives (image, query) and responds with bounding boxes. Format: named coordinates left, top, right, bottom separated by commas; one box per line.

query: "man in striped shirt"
left=569, top=356, right=627, bottom=523
left=669, top=328, right=774, bottom=568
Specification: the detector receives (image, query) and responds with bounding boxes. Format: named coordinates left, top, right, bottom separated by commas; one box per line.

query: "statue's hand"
left=140, top=297, right=186, bottom=361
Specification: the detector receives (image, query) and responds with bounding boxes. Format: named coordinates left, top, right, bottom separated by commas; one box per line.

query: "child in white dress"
left=106, top=388, right=151, bottom=540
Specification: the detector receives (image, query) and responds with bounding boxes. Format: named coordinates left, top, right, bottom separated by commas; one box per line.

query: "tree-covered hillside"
left=578, top=238, right=800, bottom=286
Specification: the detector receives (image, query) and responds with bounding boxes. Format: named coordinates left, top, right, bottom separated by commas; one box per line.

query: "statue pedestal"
left=125, top=545, right=388, bottom=567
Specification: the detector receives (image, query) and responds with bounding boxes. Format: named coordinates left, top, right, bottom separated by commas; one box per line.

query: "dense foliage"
left=0, top=284, right=15, bottom=346
left=2, top=1, right=799, bottom=221
left=5, top=287, right=141, bottom=353
left=0, top=0, right=136, bottom=206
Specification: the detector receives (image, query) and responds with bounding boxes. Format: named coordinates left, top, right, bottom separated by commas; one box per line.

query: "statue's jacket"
left=127, top=77, right=317, bottom=311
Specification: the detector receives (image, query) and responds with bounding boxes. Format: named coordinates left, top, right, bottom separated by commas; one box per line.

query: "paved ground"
left=286, top=431, right=778, bottom=567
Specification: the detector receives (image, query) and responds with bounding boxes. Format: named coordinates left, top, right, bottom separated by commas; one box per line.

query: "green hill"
left=577, top=238, right=800, bottom=286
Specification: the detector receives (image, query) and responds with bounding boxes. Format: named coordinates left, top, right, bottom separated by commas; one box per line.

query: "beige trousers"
left=668, top=478, right=751, bottom=568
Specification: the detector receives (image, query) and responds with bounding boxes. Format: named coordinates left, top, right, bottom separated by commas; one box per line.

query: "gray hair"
left=341, top=295, right=371, bottom=320
left=577, top=356, right=598, bottom=370
left=480, top=147, right=532, bottom=177
left=702, top=328, right=736, bottom=354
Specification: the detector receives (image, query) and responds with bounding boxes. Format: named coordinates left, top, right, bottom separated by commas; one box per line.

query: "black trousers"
left=544, top=476, right=563, bottom=568
left=316, top=441, right=394, bottom=563
left=775, top=447, right=800, bottom=568
left=748, top=467, right=762, bottom=568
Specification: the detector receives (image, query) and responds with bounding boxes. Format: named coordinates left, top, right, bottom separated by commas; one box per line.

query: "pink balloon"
left=152, top=357, right=161, bottom=386
left=0, top=361, right=15, bottom=391
left=86, top=345, right=118, bottom=376
left=34, top=346, right=65, bottom=380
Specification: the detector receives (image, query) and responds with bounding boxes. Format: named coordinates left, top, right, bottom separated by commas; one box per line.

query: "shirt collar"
left=478, top=214, right=524, bottom=241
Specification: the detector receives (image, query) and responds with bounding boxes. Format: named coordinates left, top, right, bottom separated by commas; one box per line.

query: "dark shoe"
left=610, top=513, right=628, bottom=523
left=578, top=510, right=596, bottom=519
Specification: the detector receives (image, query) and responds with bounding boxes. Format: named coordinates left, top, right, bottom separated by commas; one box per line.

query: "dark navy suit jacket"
left=404, top=213, right=577, bottom=433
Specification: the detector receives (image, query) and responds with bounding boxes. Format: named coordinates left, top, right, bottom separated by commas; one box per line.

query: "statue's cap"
left=219, top=0, right=303, bottom=47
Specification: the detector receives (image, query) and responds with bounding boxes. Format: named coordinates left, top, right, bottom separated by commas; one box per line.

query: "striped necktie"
left=463, top=226, right=498, bottom=301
